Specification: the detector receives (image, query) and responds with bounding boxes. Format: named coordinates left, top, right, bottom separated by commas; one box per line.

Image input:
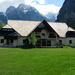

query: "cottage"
left=0, top=20, right=75, bottom=48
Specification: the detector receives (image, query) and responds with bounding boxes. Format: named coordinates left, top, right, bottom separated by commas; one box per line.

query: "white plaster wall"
left=49, top=38, right=57, bottom=46
left=0, top=36, right=75, bottom=47
left=13, top=40, right=18, bottom=47
left=56, top=38, right=75, bottom=46
left=12, top=37, right=75, bottom=47
left=0, top=36, right=26, bottom=47
left=57, top=38, right=65, bottom=44
left=17, top=37, right=26, bottom=46
left=64, top=38, right=75, bottom=46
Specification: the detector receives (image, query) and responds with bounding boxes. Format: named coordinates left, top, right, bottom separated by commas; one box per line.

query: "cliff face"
left=57, top=0, right=75, bottom=22
left=6, top=4, right=49, bottom=21
left=0, top=12, right=7, bottom=24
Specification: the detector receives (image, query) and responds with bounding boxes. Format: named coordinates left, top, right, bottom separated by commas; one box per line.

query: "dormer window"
left=49, top=33, right=56, bottom=38
left=38, top=23, right=45, bottom=28
left=42, top=33, right=45, bottom=36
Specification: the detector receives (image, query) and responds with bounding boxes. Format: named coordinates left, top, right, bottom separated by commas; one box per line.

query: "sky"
left=45, top=0, right=64, bottom=6
left=0, top=0, right=65, bottom=15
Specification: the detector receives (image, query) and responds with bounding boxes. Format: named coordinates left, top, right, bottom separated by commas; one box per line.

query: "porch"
left=35, top=39, right=59, bottom=48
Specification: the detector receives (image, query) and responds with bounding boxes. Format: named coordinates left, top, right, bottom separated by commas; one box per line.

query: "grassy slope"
left=0, top=48, right=75, bottom=75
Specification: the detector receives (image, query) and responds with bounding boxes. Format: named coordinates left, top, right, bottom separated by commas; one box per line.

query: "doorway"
left=41, top=39, right=46, bottom=46
left=6, top=40, right=10, bottom=45
left=47, top=40, right=51, bottom=46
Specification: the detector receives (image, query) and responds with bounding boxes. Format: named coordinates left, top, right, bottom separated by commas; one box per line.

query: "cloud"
left=25, top=0, right=33, bottom=5
left=0, top=0, right=61, bottom=15
left=24, top=0, right=61, bottom=15
left=37, top=0, right=45, bottom=4
left=24, top=0, right=45, bottom=5
left=0, top=0, right=13, bottom=3
left=33, top=4, right=60, bottom=15
left=0, top=0, right=6, bottom=3
left=0, top=0, right=24, bottom=12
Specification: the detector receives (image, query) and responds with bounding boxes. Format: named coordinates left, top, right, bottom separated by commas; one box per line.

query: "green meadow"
left=0, top=47, right=75, bottom=75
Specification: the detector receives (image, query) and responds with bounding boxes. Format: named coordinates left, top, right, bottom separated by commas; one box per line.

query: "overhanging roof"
left=48, top=22, right=68, bottom=37
left=8, top=20, right=41, bottom=36
left=3, top=24, right=12, bottom=28
left=68, top=27, right=75, bottom=32
left=2, top=20, right=75, bottom=37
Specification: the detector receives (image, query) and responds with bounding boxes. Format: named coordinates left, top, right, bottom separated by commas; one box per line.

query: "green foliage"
left=0, top=21, right=5, bottom=28
left=0, top=48, right=75, bottom=75
left=29, top=32, right=37, bottom=46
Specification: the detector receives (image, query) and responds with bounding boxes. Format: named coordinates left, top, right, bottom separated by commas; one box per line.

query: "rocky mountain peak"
left=6, top=4, right=49, bottom=21
left=56, top=0, right=75, bottom=22
left=0, top=12, right=7, bottom=24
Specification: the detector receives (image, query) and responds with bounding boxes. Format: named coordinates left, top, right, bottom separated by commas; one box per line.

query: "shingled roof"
left=48, top=22, right=68, bottom=37
left=3, top=24, right=12, bottom=28
left=3, top=20, right=75, bottom=37
left=68, top=27, right=75, bottom=32
left=8, top=20, right=41, bottom=36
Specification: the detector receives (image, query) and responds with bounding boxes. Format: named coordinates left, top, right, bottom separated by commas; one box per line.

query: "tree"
left=29, top=32, right=37, bottom=47
left=0, top=21, right=5, bottom=28
left=0, top=12, right=7, bottom=24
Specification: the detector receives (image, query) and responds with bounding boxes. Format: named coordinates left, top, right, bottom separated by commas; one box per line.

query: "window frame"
left=69, top=40, right=72, bottom=44
left=1, top=39, right=4, bottom=43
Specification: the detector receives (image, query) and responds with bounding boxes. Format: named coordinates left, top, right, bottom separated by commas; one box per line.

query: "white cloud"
left=0, top=0, right=61, bottom=15
left=0, top=0, right=6, bottom=3
left=24, top=0, right=45, bottom=5
left=37, top=0, right=45, bottom=4
left=0, top=0, right=13, bottom=3
left=24, top=0, right=61, bottom=15
left=0, top=0, right=25, bottom=12
left=25, top=0, right=33, bottom=5
left=33, top=4, right=60, bottom=15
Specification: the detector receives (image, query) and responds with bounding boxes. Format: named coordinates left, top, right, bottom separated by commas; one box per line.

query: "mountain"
left=46, top=12, right=57, bottom=22
left=6, top=4, right=50, bottom=21
left=0, top=12, right=7, bottom=24
left=0, top=4, right=57, bottom=24
left=6, top=6, right=20, bottom=20
left=56, top=0, right=75, bottom=22
left=0, top=0, right=24, bottom=12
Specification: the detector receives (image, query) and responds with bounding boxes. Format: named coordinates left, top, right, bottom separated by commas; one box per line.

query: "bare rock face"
left=0, top=12, right=7, bottom=24
left=57, top=0, right=75, bottom=22
left=6, top=4, right=49, bottom=21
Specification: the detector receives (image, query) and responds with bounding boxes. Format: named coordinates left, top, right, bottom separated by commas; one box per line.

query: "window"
left=47, top=40, right=51, bottom=46
left=38, top=23, right=45, bottom=28
left=49, top=33, right=56, bottom=38
left=66, top=31, right=75, bottom=37
left=69, top=40, right=72, bottom=44
left=23, top=39, right=29, bottom=45
left=11, top=40, right=13, bottom=43
left=42, top=33, right=45, bottom=36
left=36, top=35, right=40, bottom=38
left=59, top=40, right=62, bottom=45
left=1, top=39, right=4, bottom=43
left=23, top=39, right=26, bottom=44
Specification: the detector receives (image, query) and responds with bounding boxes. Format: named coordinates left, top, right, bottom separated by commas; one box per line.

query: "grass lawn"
left=0, top=47, right=75, bottom=75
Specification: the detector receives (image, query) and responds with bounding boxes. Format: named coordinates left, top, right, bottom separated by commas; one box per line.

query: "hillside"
left=57, top=0, right=75, bottom=22
left=0, top=12, right=7, bottom=24
left=56, top=0, right=75, bottom=28
left=6, top=4, right=49, bottom=21
left=0, top=4, right=57, bottom=24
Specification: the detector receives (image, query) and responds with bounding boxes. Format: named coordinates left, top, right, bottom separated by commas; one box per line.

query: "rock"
left=57, top=0, right=75, bottom=22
